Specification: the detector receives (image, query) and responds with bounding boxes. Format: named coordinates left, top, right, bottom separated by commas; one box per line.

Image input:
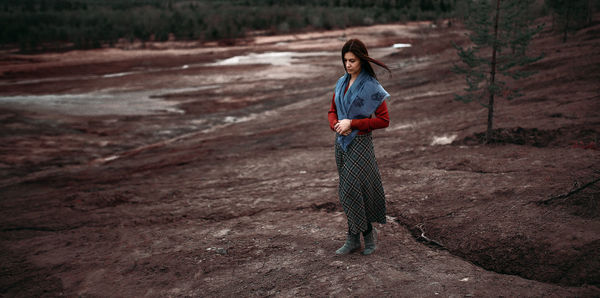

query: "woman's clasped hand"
left=334, top=119, right=352, bottom=136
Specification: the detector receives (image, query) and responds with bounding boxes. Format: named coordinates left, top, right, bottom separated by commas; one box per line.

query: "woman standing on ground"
left=328, top=39, right=391, bottom=255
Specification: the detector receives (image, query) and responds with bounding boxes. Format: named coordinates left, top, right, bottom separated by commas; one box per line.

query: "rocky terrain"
left=1, top=18, right=599, bottom=297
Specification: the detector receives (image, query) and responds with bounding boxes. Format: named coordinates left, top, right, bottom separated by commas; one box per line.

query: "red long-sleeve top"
left=328, top=92, right=390, bottom=134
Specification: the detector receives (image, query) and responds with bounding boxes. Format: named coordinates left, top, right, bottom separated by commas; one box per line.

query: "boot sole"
left=361, top=247, right=376, bottom=255
left=335, top=246, right=361, bottom=255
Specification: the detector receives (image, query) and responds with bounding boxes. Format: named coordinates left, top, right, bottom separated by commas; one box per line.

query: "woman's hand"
left=334, top=119, right=352, bottom=136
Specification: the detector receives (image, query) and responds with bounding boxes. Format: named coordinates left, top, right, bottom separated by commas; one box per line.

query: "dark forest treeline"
left=1, top=0, right=597, bottom=52
left=0, top=0, right=460, bottom=52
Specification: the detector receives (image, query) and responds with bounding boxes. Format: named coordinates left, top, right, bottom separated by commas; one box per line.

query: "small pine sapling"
left=452, top=0, right=544, bottom=143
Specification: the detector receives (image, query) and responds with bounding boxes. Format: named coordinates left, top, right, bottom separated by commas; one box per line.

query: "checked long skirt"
left=335, top=133, right=386, bottom=235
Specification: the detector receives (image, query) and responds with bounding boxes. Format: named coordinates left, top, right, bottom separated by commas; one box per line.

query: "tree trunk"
left=588, top=0, right=593, bottom=25
left=486, top=0, right=501, bottom=144
left=563, top=1, right=571, bottom=43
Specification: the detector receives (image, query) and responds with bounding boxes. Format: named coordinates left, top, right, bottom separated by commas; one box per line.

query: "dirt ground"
left=1, top=18, right=599, bottom=297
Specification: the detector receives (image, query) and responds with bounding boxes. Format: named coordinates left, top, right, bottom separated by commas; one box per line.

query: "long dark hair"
left=341, top=39, right=391, bottom=79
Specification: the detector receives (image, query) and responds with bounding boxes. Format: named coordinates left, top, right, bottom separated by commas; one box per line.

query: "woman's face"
left=344, top=51, right=361, bottom=77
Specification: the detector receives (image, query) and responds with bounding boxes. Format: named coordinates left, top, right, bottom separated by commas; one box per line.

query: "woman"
left=328, top=39, right=390, bottom=255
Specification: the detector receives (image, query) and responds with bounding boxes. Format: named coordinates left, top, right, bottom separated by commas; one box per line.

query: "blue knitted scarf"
left=334, top=70, right=390, bottom=151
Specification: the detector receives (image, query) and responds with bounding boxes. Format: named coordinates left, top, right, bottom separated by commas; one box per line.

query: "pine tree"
left=545, top=0, right=592, bottom=42
left=452, top=0, right=544, bottom=143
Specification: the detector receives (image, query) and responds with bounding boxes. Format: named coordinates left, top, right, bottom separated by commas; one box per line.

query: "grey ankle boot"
left=362, top=227, right=377, bottom=255
left=335, top=233, right=361, bottom=255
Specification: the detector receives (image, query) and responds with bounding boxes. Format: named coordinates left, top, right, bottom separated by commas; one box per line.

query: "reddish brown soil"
left=1, top=19, right=599, bottom=297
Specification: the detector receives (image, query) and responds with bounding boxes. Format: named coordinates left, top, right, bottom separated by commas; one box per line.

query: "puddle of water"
left=0, top=85, right=218, bottom=116
left=430, top=134, right=457, bottom=146
left=0, top=92, right=183, bottom=116
left=1, top=50, right=336, bottom=87
left=223, top=115, right=255, bottom=123
left=154, top=85, right=220, bottom=96
left=209, top=51, right=336, bottom=66
left=386, top=56, right=432, bottom=71
left=0, top=75, right=99, bottom=86
left=393, top=43, right=412, bottom=48
left=389, top=123, right=417, bottom=131
left=1, top=64, right=204, bottom=86
left=102, top=71, right=139, bottom=78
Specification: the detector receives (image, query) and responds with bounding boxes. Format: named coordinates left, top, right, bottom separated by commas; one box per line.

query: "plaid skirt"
left=335, top=133, right=386, bottom=235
